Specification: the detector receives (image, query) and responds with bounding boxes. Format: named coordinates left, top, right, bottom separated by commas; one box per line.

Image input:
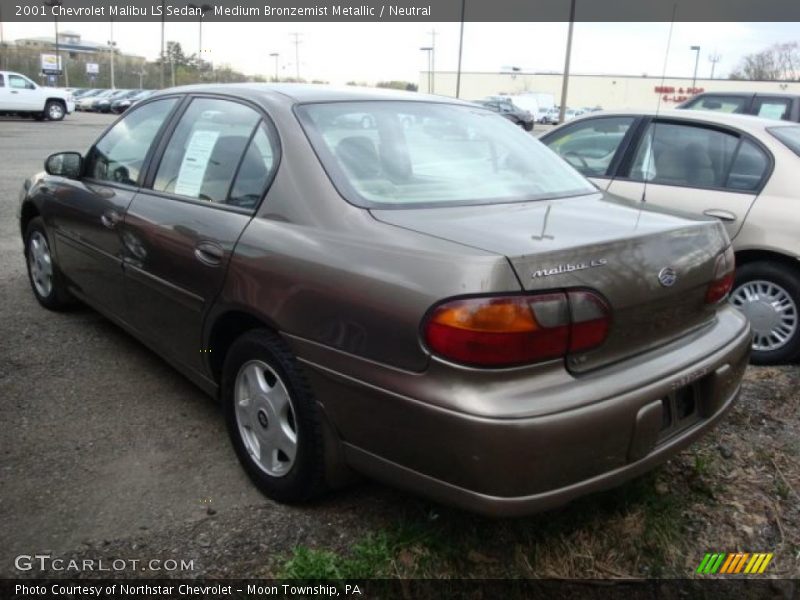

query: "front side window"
left=9, top=74, right=35, bottom=90
left=628, top=122, right=739, bottom=189
left=153, top=98, right=262, bottom=204
left=0, top=74, right=5, bottom=87
left=544, top=116, right=635, bottom=177
left=85, top=98, right=178, bottom=185
left=297, top=101, right=594, bottom=208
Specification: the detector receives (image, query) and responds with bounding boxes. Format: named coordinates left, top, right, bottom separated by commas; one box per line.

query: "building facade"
left=421, top=71, right=800, bottom=110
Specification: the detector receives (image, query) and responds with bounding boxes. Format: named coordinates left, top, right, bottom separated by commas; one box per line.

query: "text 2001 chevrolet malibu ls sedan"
left=18, top=85, right=751, bottom=516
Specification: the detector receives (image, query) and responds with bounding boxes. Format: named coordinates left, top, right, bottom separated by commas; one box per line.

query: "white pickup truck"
left=0, top=71, right=75, bottom=121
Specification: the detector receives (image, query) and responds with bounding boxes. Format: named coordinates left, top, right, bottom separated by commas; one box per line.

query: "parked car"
left=19, top=85, right=749, bottom=516
left=476, top=97, right=534, bottom=131
left=0, top=71, right=74, bottom=120
left=541, top=109, right=800, bottom=364
left=78, top=89, right=120, bottom=112
left=678, top=92, right=800, bottom=122
left=539, top=106, right=561, bottom=124
left=111, top=89, right=154, bottom=114
left=75, top=89, right=106, bottom=111
left=96, top=89, right=138, bottom=113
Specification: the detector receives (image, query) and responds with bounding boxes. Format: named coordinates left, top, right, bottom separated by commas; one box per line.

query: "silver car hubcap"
left=28, top=231, right=54, bottom=298
left=48, top=104, right=64, bottom=119
left=234, top=360, right=297, bottom=477
left=731, top=280, right=798, bottom=352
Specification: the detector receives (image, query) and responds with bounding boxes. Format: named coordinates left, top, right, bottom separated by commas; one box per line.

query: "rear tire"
left=222, top=329, right=327, bottom=503
left=24, top=217, right=74, bottom=310
left=730, top=261, right=800, bottom=364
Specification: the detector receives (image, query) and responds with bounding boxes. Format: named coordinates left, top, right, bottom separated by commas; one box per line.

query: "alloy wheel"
left=234, top=360, right=298, bottom=477
left=28, top=230, right=54, bottom=298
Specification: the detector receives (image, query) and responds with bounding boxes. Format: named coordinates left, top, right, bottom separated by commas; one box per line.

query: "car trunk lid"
left=371, top=193, right=729, bottom=373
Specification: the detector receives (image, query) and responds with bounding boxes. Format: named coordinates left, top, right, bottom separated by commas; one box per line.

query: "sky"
left=1, top=21, right=797, bottom=85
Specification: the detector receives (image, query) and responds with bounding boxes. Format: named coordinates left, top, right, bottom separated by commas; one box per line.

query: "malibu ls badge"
left=531, top=258, right=608, bottom=279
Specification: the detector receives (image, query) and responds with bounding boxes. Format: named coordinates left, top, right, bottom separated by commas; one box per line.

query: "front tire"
left=45, top=100, right=65, bottom=121
left=24, top=217, right=73, bottom=310
left=222, top=329, right=326, bottom=503
left=730, top=261, right=800, bottom=364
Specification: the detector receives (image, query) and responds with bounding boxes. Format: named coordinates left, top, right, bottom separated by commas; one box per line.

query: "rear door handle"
left=703, top=209, right=737, bottom=222
left=100, top=210, right=122, bottom=229
left=194, top=241, right=224, bottom=266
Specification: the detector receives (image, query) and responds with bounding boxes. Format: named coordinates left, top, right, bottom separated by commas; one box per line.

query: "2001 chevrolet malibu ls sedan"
left=18, top=85, right=751, bottom=516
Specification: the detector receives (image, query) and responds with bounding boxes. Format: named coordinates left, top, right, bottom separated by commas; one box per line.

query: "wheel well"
left=207, top=311, right=274, bottom=383
left=735, top=249, right=800, bottom=275
left=20, top=202, right=39, bottom=240
left=45, top=97, right=66, bottom=106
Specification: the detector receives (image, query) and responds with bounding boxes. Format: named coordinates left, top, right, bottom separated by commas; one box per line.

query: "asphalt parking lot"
left=0, top=112, right=798, bottom=580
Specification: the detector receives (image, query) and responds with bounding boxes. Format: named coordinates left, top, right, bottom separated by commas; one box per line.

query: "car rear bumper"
left=290, top=306, right=751, bottom=516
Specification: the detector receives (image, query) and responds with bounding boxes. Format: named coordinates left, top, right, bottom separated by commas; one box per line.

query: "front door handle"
left=100, top=210, right=122, bottom=229
left=194, top=241, right=224, bottom=266
left=703, top=209, right=737, bottom=222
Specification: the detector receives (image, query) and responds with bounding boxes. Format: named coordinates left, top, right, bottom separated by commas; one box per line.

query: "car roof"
left=150, top=83, right=470, bottom=105
left=692, top=91, right=799, bottom=99
left=572, top=107, right=798, bottom=135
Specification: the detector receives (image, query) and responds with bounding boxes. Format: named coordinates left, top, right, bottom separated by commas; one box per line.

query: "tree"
left=376, top=80, right=418, bottom=91
left=730, top=42, right=799, bottom=80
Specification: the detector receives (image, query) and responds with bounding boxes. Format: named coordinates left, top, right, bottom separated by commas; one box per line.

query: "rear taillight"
left=423, top=290, right=610, bottom=367
left=705, top=245, right=735, bottom=304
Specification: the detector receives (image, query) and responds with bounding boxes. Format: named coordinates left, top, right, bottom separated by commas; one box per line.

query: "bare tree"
left=730, top=42, right=800, bottom=80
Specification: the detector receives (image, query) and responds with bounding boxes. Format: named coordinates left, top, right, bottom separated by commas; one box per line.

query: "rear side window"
left=752, top=97, right=791, bottom=121
left=629, top=122, right=738, bottom=188
left=629, top=121, right=768, bottom=192
left=726, top=139, right=769, bottom=191
left=683, top=95, right=748, bottom=114
left=153, top=98, right=263, bottom=205
left=544, top=116, right=635, bottom=177
left=228, top=125, right=279, bottom=210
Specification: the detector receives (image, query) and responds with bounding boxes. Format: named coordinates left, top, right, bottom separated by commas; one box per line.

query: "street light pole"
left=270, top=52, right=279, bottom=82
left=43, top=0, right=62, bottom=85
left=455, top=0, right=466, bottom=98
left=691, top=45, right=701, bottom=91
left=558, top=0, right=576, bottom=124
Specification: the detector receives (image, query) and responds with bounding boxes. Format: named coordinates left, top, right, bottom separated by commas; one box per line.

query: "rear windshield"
left=296, top=101, right=595, bottom=208
left=768, top=126, right=800, bottom=157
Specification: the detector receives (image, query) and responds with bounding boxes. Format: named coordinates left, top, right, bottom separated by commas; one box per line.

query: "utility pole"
left=420, top=47, right=432, bottom=93
left=455, top=0, right=466, bottom=98
left=558, top=0, right=576, bottom=124
left=108, top=18, right=115, bottom=89
left=160, top=0, right=165, bottom=88
left=269, top=52, right=279, bottom=81
left=708, top=52, right=721, bottom=79
left=428, top=29, right=437, bottom=94
left=290, top=32, right=302, bottom=81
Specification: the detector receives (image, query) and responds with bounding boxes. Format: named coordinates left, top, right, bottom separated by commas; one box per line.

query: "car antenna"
left=643, top=3, right=678, bottom=204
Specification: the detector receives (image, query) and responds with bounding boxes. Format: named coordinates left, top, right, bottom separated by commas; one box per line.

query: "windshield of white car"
left=296, top=101, right=595, bottom=208
left=768, top=126, right=800, bottom=157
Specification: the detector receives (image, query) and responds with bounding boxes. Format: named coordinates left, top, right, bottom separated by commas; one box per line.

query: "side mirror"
left=45, top=152, right=82, bottom=179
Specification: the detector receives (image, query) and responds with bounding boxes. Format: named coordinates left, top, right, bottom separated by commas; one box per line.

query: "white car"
left=0, top=71, right=75, bottom=121
left=542, top=109, right=800, bottom=364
